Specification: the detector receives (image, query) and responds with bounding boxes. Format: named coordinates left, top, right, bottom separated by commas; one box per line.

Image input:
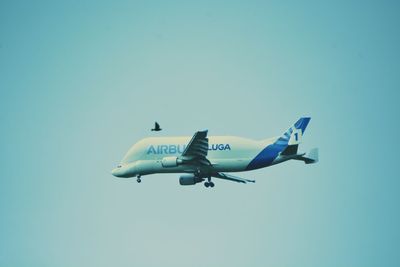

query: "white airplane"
left=112, top=117, right=318, bottom=187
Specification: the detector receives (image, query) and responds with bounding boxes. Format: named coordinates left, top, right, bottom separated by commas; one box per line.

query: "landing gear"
left=204, top=177, right=214, bottom=188
left=136, top=175, right=141, bottom=183
left=204, top=181, right=215, bottom=187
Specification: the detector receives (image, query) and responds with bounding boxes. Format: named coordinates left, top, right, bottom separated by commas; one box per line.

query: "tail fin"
left=280, top=117, right=311, bottom=155
left=247, top=117, right=312, bottom=170
left=279, top=117, right=310, bottom=145
left=288, top=117, right=310, bottom=145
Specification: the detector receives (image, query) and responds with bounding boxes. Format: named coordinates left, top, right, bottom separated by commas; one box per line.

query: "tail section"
left=287, top=117, right=311, bottom=145
left=304, top=148, right=319, bottom=164
left=296, top=148, right=319, bottom=164
left=280, top=117, right=310, bottom=155
left=281, top=118, right=318, bottom=164
left=247, top=117, right=312, bottom=170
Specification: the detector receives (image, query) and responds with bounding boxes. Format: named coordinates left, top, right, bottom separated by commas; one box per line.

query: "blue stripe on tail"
left=294, top=117, right=311, bottom=134
left=246, top=117, right=311, bottom=170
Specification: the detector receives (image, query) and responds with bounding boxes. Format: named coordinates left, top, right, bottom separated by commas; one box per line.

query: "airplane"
left=111, top=117, right=318, bottom=188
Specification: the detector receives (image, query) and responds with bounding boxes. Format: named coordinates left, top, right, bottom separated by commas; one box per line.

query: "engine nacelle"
left=161, top=156, right=182, bottom=168
left=179, top=174, right=204, bottom=186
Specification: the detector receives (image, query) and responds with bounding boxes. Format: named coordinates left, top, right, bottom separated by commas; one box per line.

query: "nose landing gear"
left=136, top=175, right=141, bottom=183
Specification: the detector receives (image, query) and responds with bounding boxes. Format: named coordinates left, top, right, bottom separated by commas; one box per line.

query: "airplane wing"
left=180, top=130, right=210, bottom=165
left=180, top=131, right=254, bottom=183
left=212, top=172, right=255, bottom=184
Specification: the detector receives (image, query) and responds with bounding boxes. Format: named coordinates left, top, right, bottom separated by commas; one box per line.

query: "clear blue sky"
left=1, top=1, right=399, bottom=266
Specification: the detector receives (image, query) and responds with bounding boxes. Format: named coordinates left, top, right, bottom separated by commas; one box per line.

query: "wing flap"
left=212, top=172, right=255, bottom=184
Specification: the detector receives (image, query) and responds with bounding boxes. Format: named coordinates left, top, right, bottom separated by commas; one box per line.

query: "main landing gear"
left=136, top=175, right=141, bottom=183
left=204, top=177, right=214, bottom=188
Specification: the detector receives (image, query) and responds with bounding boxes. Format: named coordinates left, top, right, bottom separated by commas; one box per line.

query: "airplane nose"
left=111, top=168, right=121, bottom=177
left=111, top=164, right=135, bottom=178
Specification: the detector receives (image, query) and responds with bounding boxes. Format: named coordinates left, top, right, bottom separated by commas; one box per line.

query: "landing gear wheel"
left=205, top=177, right=214, bottom=188
left=137, top=175, right=141, bottom=183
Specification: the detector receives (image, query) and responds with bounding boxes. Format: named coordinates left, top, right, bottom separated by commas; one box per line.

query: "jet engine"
left=179, top=174, right=205, bottom=185
left=161, top=156, right=182, bottom=167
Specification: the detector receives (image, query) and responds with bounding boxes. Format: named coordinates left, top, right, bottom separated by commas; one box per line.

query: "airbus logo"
left=147, top=144, right=231, bottom=154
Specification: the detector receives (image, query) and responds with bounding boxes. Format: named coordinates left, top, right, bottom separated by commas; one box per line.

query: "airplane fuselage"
left=112, top=136, right=278, bottom=178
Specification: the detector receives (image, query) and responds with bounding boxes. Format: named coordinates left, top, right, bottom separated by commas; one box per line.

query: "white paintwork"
left=112, top=136, right=276, bottom=178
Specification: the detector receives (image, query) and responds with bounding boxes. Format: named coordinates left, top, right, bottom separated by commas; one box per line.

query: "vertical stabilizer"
left=247, top=117, right=311, bottom=170
left=287, top=117, right=310, bottom=145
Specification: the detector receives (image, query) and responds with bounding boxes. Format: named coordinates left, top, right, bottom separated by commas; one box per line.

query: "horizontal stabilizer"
left=298, top=148, right=319, bottom=164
